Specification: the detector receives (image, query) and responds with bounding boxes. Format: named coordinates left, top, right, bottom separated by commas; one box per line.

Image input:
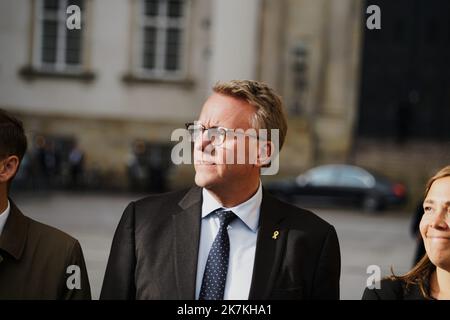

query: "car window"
left=301, top=166, right=338, bottom=186
left=335, top=167, right=374, bottom=188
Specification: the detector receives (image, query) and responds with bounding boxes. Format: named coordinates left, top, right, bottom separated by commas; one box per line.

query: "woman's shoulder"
left=362, top=278, right=411, bottom=300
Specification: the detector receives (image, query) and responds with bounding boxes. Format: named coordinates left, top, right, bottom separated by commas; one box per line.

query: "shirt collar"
left=0, top=200, right=10, bottom=237
left=201, top=181, right=262, bottom=232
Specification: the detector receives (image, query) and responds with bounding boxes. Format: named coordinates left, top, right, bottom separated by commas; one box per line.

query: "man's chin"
left=194, top=171, right=218, bottom=189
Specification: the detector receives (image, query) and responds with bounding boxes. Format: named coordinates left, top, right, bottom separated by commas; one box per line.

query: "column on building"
left=208, top=0, right=261, bottom=87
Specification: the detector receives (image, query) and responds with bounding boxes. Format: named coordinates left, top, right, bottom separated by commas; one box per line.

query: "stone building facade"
left=1, top=0, right=447, bottom=205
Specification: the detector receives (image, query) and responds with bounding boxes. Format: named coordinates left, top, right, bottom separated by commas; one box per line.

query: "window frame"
left=133, top=0, right=190, bottom=80
left=33, top=0, right=85, bottom=73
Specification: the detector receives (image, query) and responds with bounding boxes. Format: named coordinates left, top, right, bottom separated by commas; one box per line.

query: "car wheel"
left=363, top=195, right=383, bottom=212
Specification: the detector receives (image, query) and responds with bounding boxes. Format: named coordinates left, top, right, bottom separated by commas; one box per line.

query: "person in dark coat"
left=0, top=109, right=91, bottom=299
left=101, top=80, right=341, bottom=300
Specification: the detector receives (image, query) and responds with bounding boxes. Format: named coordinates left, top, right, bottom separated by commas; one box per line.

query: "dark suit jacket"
left=362, top=278, right=429, bottom=300
left=0, top=200, right=91, bottom=299
left=100, top=186, right=341, bottom=300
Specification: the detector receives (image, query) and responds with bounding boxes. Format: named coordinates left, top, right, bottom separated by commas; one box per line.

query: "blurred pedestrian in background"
left=127, top=139, right=148, bottom=192
left=68, top=142, right=85, bottom=189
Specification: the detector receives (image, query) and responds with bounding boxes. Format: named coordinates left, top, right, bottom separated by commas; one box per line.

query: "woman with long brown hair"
left=363, top=165, right=450, bottom=300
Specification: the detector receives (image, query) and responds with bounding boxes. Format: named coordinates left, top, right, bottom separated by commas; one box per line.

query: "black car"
left=265, top=164, right=407, bottom=212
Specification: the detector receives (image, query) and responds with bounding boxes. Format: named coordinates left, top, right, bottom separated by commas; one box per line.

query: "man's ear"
left=256, top=140, right=275, bottom=168
left=0, top=155, right=20, bottom=184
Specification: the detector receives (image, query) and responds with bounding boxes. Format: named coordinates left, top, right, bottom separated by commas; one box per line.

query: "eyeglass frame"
left=185, top=122, right=263, bottom=147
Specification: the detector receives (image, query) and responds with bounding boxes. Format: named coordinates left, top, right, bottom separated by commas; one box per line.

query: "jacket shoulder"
left=7, top=201, right=81, bottom=259
left=133, top=188, right=191, bottom=209
left=265, top=191, right=334, bottom=231
left=124, top=188, right=194, bottom=223
left=26, top=215, right=80, bottom=253
left=362, top=278, right=406, bottom=300
left=25, top=216, right=78, bottom=247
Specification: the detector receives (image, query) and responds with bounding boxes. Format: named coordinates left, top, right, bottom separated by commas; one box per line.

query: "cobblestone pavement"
left=12, top=191, right=415, bottom=300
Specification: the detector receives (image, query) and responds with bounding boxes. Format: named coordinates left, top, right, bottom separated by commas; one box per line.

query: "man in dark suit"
left=101, top=80, right=340, bottom=300
left=0, top=109, right=91, bottom=299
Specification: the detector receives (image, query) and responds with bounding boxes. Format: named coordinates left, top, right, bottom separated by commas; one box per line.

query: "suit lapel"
left=248, top=191, right=287, bottom=299
left=172, top=186, right=202, bottom=299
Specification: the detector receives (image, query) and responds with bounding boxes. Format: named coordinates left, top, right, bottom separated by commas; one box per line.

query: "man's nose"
left=194, top=130, right=212, bottom=152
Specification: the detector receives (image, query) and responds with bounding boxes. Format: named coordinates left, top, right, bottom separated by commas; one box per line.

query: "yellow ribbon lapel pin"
left=272, top=230, right=279, bottom=240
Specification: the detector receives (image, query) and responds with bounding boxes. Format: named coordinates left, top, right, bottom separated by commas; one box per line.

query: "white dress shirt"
left=195, top=182, right=262, bottom=300
left=0, top=200, right=11, bottom=237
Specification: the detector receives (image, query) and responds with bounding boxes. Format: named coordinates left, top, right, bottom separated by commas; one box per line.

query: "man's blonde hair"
left=213, top=80, right=288, bottom=150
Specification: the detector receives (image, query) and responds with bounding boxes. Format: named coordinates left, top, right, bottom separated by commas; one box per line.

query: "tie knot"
left=216, top=210, right=236, bottom=228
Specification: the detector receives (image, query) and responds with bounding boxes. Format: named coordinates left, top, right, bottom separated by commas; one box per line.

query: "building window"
left=34, top=0, right=84, bottom=73
left=136, top=0, right=188, bottom=79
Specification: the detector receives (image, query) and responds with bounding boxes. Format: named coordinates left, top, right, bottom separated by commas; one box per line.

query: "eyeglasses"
left=185, top=122, right=259, bottom=147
